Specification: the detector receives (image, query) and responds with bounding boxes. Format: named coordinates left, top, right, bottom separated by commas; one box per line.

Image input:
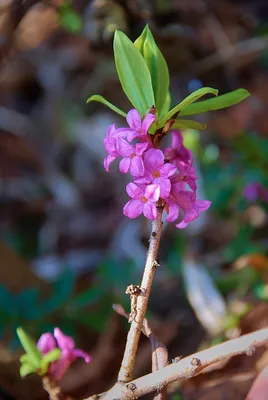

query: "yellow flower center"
left=152, top=170, right=161, bottom=178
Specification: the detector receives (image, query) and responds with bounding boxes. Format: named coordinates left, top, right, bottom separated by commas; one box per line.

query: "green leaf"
left=42, top=348, right=61, bottom=364
left=59, top=6, right=83, bottom=34
left=16, top=328, right=41, bottom=368
left=20, top=362, right=36, bottom=378
left=172, top=119, right=207, bottom=131
left=113, top=30, right=155, bottom=116
left=160, top=87, right=218, bottom=125
left=180, top=89, right=250, bottom=116
left=20, top=354, right=29, bottom=363
left=134, top=25, right=170, bottom=116
left=87, top=95, right=126, bottom=118
left=39, top=348, right=62, bottom=374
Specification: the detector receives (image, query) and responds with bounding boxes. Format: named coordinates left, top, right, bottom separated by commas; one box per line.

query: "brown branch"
left=113, top=305, right=168, bottom=399
left=117, top=206, right=163, bottom=382
left=87, top=327, right=268, bottom=400
left=43, top=375, right=73, bottom=400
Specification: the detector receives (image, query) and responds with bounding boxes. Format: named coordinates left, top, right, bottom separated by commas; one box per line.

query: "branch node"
left=126, top=382, right=137, bottom=391
left=191, top=357, right=202, bottom=369
left=246, top=344, right=256, bottom=356
left=126, top=284, right=142, bottom=323
left=125, top=284, right=142, bottom=296
left=172, top=356, right=182, bottom=363
left=152, top=259, right=161, bottom=268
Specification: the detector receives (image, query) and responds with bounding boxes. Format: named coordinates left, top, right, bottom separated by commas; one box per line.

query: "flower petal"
left=141, top=113, right=156, bottom=134
left=160, top=163, right=177, bottom=178
left=123, top=199, right=143, bottom=218
left=197, top=200, right=211, bottom=212
left=106, top=123, right=117, bottom=139
left=166, top=203, right=179, bottom=222
left=116, top=138, right=134, bottom=157
left=104, top=155, right=116, bottom=172
left=134, top=174, right=151, bottom=184
left=127, top=109, right=141, bottom=130
left=119, top=157, right=131, bottom=174
left=144, top=149, right=164, bottom=171
left=171, top=130, right=183, bottom=148
left=135, top=142, right=148, bottom=156
left=153, top=177, right=171, bottom=199
left=72, top=349, right=92, bottom=363
left=176, top=219, right=188, bottom=229
left=37, top=333, right=56, bottom=355
left=54, top=328, right=74, bottom=351
left=143, top=202, right=157, bottom=220
left=52, top=351, right=71, bottom=381
left=145, top=184, right=160, bottom=202
left=184, top=207, right=199, bottom=223
left=130, top=155, right=144, bottom=177
left=126, top=182, right=142, bottom=199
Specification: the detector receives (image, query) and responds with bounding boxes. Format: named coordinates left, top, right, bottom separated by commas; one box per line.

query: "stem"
left=43, top=375, right=72, bottom=400
left=118, top=206, right=163, bottom=382
left=97, top=327, right=268, bottom=400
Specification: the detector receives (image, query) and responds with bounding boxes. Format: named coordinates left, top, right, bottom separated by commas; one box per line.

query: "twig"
left=43, top=375, right=72, bottom=400
left=143, top=319, right=168, bottom=400
left=117, top=206, right=163, bottom=382
left=113, top=304, right=168, bottom=399
left=87, top=327, right=268, bottom=400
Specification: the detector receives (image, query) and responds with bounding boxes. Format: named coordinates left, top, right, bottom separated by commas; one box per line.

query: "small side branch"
left=118, top=206, right=163, bottom=382
left=96, top=327, right=268, bottom=400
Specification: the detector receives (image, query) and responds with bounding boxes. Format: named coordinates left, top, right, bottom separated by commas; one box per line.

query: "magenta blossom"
left=135, top=149, right=176, bottom=198
left=118, top=109, right=156, bottom=142
left=123, top=182, right=160, bottom=220
left=117, top=138, right=148, bottom=176
left=166, top=184, right=211, bottom=228
left=103, top=123, right=123, bottom=171
left=164, top=130, right=191, bottom=164
left=37, top=328, right=91, bottom=381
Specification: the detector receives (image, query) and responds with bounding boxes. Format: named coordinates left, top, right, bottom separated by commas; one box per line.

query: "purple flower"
left=165, top=183, right=211, bottom=228
left=37, top=328, right=91, bottom=381
left=164, top=130, right=191, bottom=164
left=123, top=182, right=160, bottom=220
left=103, top=123, right=123, bottom=172
left=117, top=138, right=148, bottom=176
left=135, top=149, right=177, bottom=198
left=118, top=109, right=156, bottom=142
left=37, top=333, right=56, bottom=354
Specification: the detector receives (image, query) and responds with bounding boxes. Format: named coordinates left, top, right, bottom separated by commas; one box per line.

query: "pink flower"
left=103, top=124, right=123, bottom=171
left=165, top=184, right=211, bottom=228
left=37, top=328, right=91, bottom=381
left=135, top=149, right=177, bottom=198
left=174, top=160, right=197, bottom=192
left=164, top=130, right=191, bottom=164
left=117, top=138, right=148, bottom=176
left=37, top=333, right=56, bottom=354
left=118, top=109, right=156, bottom=142
left=123, top=182, right=160, bottom=220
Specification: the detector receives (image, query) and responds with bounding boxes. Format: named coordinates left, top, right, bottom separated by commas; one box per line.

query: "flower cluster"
left=104, top=109, right=211, bottom=228
left=37, top=328, right=91, bottom=380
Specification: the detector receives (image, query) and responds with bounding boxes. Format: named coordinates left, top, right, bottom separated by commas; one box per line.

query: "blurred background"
left=1, top=0, right=268, bottom=399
